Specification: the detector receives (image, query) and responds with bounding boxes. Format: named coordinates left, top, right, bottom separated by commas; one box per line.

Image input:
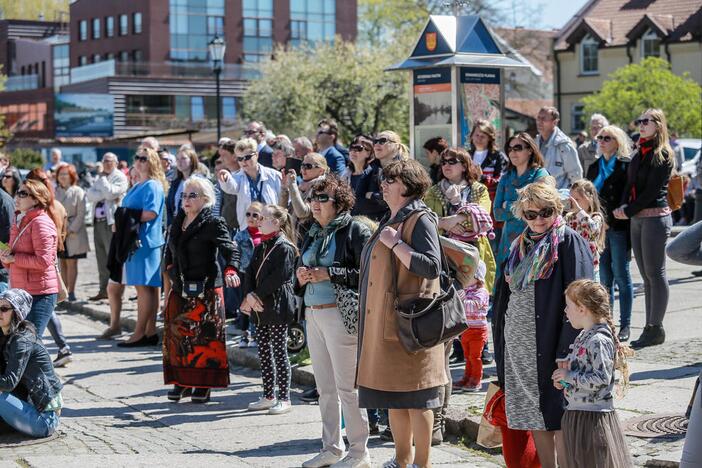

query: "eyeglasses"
left=243, top=129, right=259, bottom=136
left=635, top=118, right=651, bottom=126
left=507, top=144, right=525, bottom=153
left=349, top=144, right=368, bottom=152
left=373, top=137, right=391, bottom=146
left=596, top=135, right=613, bottom=142
left=134, top=155, right=148, bottom=162
left=15, top=190, right=30, bottom=198
left=245, top=212, right=260, bottom=219
left=380, top=175, right=397, bottom=185
left=441, top=158, right=460, bottom=166
left=317, top=129, right=333, bottom=135
left=0, top=306, right=13, bottom=313
left=310, top=193, right=335, bottom=203
left=301, top=163, right=321, bottom=170
left=180, top=192, right=200, bottom=200
left=237, top=153, right=256, bottom=162
left=523, top=207, right=555, bottom=221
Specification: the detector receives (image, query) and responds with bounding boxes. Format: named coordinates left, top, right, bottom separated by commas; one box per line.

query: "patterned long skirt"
left=162, top=288, right=230, bottom=388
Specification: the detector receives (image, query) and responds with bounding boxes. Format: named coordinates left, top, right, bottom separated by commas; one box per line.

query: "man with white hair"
left=86, top=152, right=129, bottom=305
left=293, top=137, right=314, bottom=160
left=578, top=113, right=610, bottom=175
left=141, top=136, right=160, bottom=151
left=44, top=148, right=63, bottom=172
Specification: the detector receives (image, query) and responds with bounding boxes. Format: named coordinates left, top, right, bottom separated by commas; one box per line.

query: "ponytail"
left=280, top=211, right=298, bottom=254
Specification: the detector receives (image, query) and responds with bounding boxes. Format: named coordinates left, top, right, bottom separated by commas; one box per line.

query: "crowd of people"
left=0, top=107, right=687, bottom=467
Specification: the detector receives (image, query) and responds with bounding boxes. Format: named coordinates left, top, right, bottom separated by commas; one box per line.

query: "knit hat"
left=0, top=289, right=33, bottom=321
left=474, top=260, right=487, bottom=284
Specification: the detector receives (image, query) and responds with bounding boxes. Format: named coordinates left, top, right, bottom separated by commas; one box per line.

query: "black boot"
left=631, top=325, right=665, bottom=349
left=618, top=325, right=631, bottom=342
left=167, top=385, right=192, bottom=402
left=191, top=387, right=211, bottom=403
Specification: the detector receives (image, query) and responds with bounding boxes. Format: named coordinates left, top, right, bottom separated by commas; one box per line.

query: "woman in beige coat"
left=357, top=158, right=446, bottom=468
left=56, top=164, right=89, bottom=302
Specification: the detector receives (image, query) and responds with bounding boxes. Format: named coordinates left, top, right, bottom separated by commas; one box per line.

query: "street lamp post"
left=208, top=35, right=226, bottom=142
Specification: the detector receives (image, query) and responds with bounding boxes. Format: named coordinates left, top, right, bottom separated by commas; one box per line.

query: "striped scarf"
left=506, top=216, right=566, bottom=291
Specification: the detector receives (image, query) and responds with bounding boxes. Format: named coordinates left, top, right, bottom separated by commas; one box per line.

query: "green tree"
left=9, top=148, right=43, bottom=169
left=0, top=0, right=68, bottom=21
left=582, top=57, right=702, bottom=137
left=242, top=41, right=409, bottom=143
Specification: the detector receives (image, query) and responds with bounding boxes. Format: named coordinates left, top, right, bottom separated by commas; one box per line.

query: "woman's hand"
left=224, top=272, right=240, bottom=288
left=308, top=267, right=330, bottom=283
left=217, top=169, right=231, bottom=185
left=0, top=252, right=15, bottom=264
left=247, top=293, right=263, bottom=312
left=296, top=266, right=311, bottom=286
left=551, top=368, right=568, bottom=389
left=613, top=207, right=629, bottom=220
left=445, top=184, right=462, bottom=205
left=239, top=296, right=252, bottom=315
left=283, top=169, right=297, bottom=188
left=379, top=226, right=401, bottom=248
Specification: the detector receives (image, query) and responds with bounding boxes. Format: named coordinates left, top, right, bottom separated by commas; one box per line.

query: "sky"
left=525, top=0, right=590, bottom=29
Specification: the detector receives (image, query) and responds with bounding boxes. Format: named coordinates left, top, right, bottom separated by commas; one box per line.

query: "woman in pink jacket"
left=0, top=179, right=59, bottom=336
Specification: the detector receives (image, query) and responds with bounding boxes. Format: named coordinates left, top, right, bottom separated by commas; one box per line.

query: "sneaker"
left=462, top=384, right=482, bottom=392
left=481, top=348, right=493, bottom=365
left=248, top=340, right=258, bottom=348
left=330, top=455, right=371, bottom=468
left=302, top=450, right=343, bottom=468
left=381, top=458, right=401, bottom=468
left=89, top=292, right=108, bottom=301
left=248, top=396, right=277, bottom=411
left=452, top=378, right=468, bottom=393
left=238, top=339, right=250, bottom=348
left=53, top=348, right=73, bottom=367
left=268, top=400, right=292, bottom=415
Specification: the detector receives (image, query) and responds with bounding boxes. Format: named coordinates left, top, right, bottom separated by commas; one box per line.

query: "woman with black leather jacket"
left=295, top=176, right=373, bottom=468
left=163, top=177, right=240, bottom=404
left=0, top=288, right=63, bottom=438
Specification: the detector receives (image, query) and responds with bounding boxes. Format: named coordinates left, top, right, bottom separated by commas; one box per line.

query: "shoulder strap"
left=255, top=242, right=280, bottom=281
left=11, top=218, right=38, bottom=251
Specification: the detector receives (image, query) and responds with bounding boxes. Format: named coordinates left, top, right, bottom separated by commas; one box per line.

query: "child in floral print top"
left=564, top=179, right=606, bottom=277
left=553, top=279, right=634, bottom=467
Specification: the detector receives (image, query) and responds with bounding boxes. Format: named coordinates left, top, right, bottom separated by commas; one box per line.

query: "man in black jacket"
left=0, top=188, right=14, bottom=292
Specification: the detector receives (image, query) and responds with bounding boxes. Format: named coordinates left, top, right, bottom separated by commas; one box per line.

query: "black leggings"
left=256, top=323, right=291, bottom=401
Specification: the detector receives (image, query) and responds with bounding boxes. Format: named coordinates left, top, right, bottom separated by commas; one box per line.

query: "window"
left=105, top=16, right=115, bottom=37
left=133, top=12, right=142, bottom=34
left=641, top=28, right=661, bottom=58
left=119, top=14, right=128, bottom=35
left=92, top=18, right=101, bottom=39
left=169, top=0, right=225, bottom=61
left=191, top=96, right=205, bottom=121
left=133, top=50, right=143, bottom=62
left=53, top=44, right=69, bottom=90
left=0, top=102, right=47, bottom=132
left=93, top=53, right=101, bottom=63
left=79, top=56, right=88, bottom=66
left=79, top=20, right=88, bottom=41
left=571, top=104, right=586, bottom=133
left=290, top=0, right=335, bottom=47
left=580, top=34, right=598, bottom=74
left=242, top=0, right=273, bottom=62
left=106, top=52, right=115, bottom=60
left=223, top=97, right=236, bottom=120
left=119, top=51, right=129, bottom=62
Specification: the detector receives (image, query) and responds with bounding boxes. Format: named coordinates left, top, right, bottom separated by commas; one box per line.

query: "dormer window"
left=641, top=28, right=661, bottom=58
left=580, top=34, right=599, bottom=74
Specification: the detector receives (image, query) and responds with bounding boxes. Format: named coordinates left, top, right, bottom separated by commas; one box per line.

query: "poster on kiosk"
left=388, top=15, right=528, bottom=162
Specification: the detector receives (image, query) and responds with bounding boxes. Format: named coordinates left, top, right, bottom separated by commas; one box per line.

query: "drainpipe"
left=554, top=45, right=562, bottom=113
left=626, top=43, right=633, bottom=64
left=664, top=42, right=671, bottom=63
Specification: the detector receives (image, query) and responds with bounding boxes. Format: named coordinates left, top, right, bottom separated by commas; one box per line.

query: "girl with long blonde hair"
left=565, top=179, right=606, bottom=278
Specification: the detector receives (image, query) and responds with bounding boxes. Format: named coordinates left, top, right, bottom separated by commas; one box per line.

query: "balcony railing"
left=69, top=59, right=259, bottom=84
left=4, top=74, right=39, bottom=91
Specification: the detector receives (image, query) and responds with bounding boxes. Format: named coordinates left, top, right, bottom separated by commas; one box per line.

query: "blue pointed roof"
left=390, top=15, right=529, bottom=71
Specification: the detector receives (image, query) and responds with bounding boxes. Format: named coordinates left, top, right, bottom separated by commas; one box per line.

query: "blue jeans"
left=26, top=293, right=58, bottom=338
left=0, top=392, right=59, bottom=438
left=599, top=230, right=633, bottom=328
left=47, top=311, right=70, bottom=351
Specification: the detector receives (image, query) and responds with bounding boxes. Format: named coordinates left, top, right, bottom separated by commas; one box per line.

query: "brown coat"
left=356, top=210, right=448, bottom=392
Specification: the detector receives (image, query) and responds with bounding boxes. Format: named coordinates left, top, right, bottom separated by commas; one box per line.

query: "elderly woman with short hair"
left=163, top=177, right=241, bottom=404
left=493, top=181, right=593, bottom=468
left=280, top=152, right=329, bottom=243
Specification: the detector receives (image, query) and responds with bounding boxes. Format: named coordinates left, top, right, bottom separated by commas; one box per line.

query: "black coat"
left=622, top=142, right=672, bottom=218
left=165, top=176, right=183, bottom=227
left=294, top=217, right=372, bottom=307
left=107, top=207, right=142, bottom=282
left=349, top=164, right=387, bottom=221
left=492, top=227, right=594, bottom=431
left=258, top=144, right=274, bottom=168
left=165, top=208, right=240, bottom=293
left=586, top=157, right=631, bottom=232
left=244, top=233, right=297, bottom=326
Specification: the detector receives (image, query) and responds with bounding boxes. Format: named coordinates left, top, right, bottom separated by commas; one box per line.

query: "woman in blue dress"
left=493, top=133, right=549, bottom=284
left=118, top=147, right=167, bottom=347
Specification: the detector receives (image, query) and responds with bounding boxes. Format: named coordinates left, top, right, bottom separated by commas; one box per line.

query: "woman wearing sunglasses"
left=1, top=166, right=21, bottom=198
left=162, top=177, right=240, bottom=403
left=344, top=135, right=386, bottom=222
left=493, top=181, right=593, bottom=468
left=296, top=176, right=373, bottom=468
left=280, top=152, right=328, bottom=243
left=0, top=289, right=63, bottom=438
left=493, top=133, right=549, bottom=283
left=613, top=109, right=674, bottom=349
left=114, top=148, right=168, bottom=347
left=217, top=138, right=282, bottom=231
left=585, top=125, right=634, bottom=342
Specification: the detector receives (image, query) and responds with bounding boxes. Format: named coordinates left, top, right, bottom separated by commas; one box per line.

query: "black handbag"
left=389, top=213, right=469, bottom=353
left=181, top=275, right=206, bottom=298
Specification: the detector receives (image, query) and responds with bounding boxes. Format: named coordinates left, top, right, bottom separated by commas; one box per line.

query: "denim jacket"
left=0, top=329, right=63, bottom=411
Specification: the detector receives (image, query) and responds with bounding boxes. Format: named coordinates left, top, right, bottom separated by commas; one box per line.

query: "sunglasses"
left=2, top=174, right=14, bottom=179
left=523, top=207, right=555, bottom=221
left=596, top=135, right=613, bottom=142
left=373, top=137, right=391, bottom=146
left=380, top=175, right=397, bottom=185
left=317, top=129, right=333, bottom=135
left=635, top=118, right=651, bottom=126
left=0, top=306, right=13, bottom=313
left=507, top=144, right=526, bottom=153
left=349, top=144, right=368, bottom=152
left=243, top=129, right=259, bottom=135
left=441, top=158, right=460, bottom=166
left=310, top=193, right=335, bottom=203
left=134, top=155, right=148, bottom=162
left=301, top=163, right=320, bottom=170
left=15, top=190, right=30, bottom=198
left=180, top=192, right=200, bottom=200
left=245, top=212, right=260, bottom=218
left=237, top=153, right=256, bottom=162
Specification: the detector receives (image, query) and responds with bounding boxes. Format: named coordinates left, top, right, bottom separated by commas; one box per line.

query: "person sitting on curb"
left=0, top=288, right=63, bottom=438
